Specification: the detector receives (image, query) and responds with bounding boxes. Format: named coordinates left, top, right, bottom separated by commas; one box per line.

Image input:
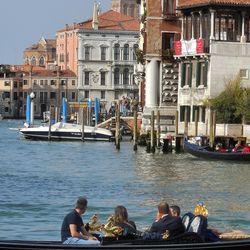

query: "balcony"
left=113, top=84, right=138, bottom=90
left=174, top=39, right=208, bottom=57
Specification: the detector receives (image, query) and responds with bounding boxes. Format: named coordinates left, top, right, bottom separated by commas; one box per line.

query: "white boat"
left=19, top=122, right=113, bottom=141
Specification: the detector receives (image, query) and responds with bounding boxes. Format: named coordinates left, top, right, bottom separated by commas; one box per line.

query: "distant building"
left=175, top=0, right=250, bottom=135
left=111, top=0, right=139, bottom=18
left=0, top=64, right=77, bottom=118
left=23, top=37, right=56, bottom=69
left=56, top=4, right=140, bottom=110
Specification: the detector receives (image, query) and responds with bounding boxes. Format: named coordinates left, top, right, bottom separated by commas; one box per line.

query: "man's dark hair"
left=75, top=197, right=88, bottom=210
left=170, top=205, right=181, bottom=216
left=158, top=201, right=169, bottom=214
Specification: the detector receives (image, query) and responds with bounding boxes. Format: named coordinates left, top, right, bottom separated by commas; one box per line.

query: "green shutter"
left=188, top=63, right=193, bottom=87
left=181, top=63, right=186, bottom=87
left=203, top=61, right=208, bottom=87
left=196, top=62, right=201, bottom=87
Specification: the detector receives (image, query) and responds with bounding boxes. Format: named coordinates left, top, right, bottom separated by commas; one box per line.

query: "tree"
left=210, top=74, right=245, bottom=124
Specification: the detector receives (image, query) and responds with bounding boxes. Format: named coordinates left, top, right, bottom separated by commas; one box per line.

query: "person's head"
left=156, top=201, right=169, bottom=220
left=75, top=196, right=88, bottom=214
left=114, top=205, right=128, bottom=224
left=170, top=205, right=181, bottom=217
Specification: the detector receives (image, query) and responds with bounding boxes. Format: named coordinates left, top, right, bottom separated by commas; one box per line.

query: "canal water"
left=0, top=120, right=249, bottom=240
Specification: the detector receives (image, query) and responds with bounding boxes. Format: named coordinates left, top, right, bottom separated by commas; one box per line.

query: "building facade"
left=23, top=37, right=56, bottom=69
left=136, top=0, right=181, bottom=133
left=111, top=0, right=139, bottom=18
left=175, top=0, right=250, bottom=135
left=77, top=7, right=140, bottom=110
left=0, top=64, right=77, bottom=119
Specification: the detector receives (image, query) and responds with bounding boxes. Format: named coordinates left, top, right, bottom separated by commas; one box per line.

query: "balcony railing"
left=174, top=39, right=206, bottom=56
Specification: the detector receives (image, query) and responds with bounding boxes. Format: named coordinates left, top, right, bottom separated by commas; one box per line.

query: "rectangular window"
left=14, top=82, right=18, bottom=88
left=180, top=105, right=190, bottom=122
left=72, top=92, right=76, bottom=100
left=44, top=92, right=48, bottom=102
left=84, top=90, right=89, bottom=99
left=51, top=80, right=56, bottom=85
left=192, top=106, right=199, bottom=122
left=40, top=80, right=44, bottom=85
left=72, top=80, right=76, bottom=85
left=85, top=46, right=90, bottom=60
left=50, top=92, right=56, bottom=99
left=101, top=91, right=105, bottom=99
left=101, top=72, right=106, bottom=85
left=240, top=69, right=249, bottom=79
left=162, top=0, right=175, bottom=15
left=24, top=92, right=27, bottom=99
left=40, top=92, right=44, bottom=102
left=3, top=92, right=10, bottom=98
left=101, top=47, right=106, bottom=60
left=14, top=92, right=18, bottom=100
left=23, top=80, right=28, bottom=85
left=181, top=62, right=192, bottom=87
left=4, top=81, right=10, bottom=86
left=85, top=72, right=90, bottom=85
left=196, top=61, right=208, bottom=87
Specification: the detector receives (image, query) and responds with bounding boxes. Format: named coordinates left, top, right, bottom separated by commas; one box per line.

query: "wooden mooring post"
left=81, top=108, right=85, bottom=142
left=156, top=110, right=160, bottom=148
left=133, top=110, right=138, bottom=151
left=48, top=106, right=52, bottom=141
left=150, top=110, right=155, bottom=153
left=115, top=102, right=120, bottom=150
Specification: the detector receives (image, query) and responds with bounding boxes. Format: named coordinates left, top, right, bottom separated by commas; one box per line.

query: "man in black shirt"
left=61, top=197, right=100, bottom=246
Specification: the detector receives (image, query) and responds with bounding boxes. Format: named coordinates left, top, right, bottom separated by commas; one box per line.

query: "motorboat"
left=19, top=122, right=113, bottom=141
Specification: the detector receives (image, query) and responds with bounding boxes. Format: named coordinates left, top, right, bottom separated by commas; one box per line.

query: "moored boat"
left=184, top=140, right=250, bottom=161
left=19, top=122, right=113, bottom=142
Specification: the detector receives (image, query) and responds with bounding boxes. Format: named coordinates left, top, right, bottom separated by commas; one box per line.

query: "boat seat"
left=182, top=212, right=195, bottom=231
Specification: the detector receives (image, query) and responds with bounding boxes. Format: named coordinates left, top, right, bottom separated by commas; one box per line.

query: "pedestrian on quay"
left=61, top=196, right=101, bottom=246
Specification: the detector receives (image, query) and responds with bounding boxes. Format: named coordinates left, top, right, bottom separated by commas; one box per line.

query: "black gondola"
left=0, top=236, right=250, bottom=250
left=183, top=140, right=250, bottom=161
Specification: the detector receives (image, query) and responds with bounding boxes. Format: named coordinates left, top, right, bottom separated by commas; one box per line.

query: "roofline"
left=76, top=29, right=140, bottom=36
left=177, top=2, right=250, bottom=10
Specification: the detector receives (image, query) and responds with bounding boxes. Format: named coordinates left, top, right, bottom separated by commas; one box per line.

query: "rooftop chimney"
left=92, top=2, right=100, bottom=30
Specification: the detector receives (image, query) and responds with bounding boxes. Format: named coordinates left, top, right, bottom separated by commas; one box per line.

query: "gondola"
left=183, top=140, right=250, bottom=161
left=0, top=235, right=250, bottom=250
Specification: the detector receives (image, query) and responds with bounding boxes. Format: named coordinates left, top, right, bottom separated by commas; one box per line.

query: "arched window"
left=31, top=56, right=36, bottom=65
left=123, top=44, right=129, bottom=61
left=39, top=57, right=45, bottom=66
left=123, top=68, right=129, bottom=85
left=133, top=44, right=139, bottom=61
left=114, top=44, right=120, bottom=61
left=114, top=68, right=120, bottom=85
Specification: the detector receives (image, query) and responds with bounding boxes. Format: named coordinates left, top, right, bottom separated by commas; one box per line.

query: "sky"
left=0, top=0, right=111, bottom=65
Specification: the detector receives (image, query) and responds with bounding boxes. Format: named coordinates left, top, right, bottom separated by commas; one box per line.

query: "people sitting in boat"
left=61, top=197, right=101, bottom=246
left=170, top=205, right=181, bottom=217
left=242, top=144, right=250, bottom=153
left=113, top=205, right=138, bottom=237
left=149, top=201, right=185, bottom=238
left=182, top=202, right=220, bottom=242
left=215, top=143, right=227, bottom=153
left=232, top=143, right=243, bottom=152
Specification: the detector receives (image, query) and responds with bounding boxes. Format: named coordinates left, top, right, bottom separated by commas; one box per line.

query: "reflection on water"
left=0, top=120, right=249, bottom=240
